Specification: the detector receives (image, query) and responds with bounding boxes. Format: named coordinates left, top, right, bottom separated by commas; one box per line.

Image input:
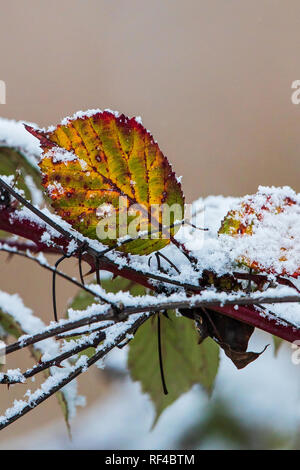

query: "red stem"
left=213, top=304, right=298, bottom=343
left=0, top=207, right=154, bottom=288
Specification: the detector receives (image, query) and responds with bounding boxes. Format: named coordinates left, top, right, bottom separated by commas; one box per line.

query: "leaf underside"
left=127, top=312, right=219, bottom=424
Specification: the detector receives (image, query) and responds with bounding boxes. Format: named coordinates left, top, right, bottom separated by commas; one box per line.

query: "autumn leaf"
left=26, top=110, right=184, bottom=255
left=0, top=146, right=42, bottom=203
left=127, top=312, right=219, bottom=424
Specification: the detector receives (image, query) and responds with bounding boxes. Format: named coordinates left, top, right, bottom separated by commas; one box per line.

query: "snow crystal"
left=44, top=147, right=77, bottom=164
left=0, top=369, right=25, bottom=384
left=134, top=116, right=143, bottom=125
left=24, top=175, right=44, bottom=207
left=219, top=186, right=300, bottom=277
left=58, top=108, right=120, bottom=128
left=66, top=239, right=78, bottom=255
left=40, top=231, right=52, bottom=246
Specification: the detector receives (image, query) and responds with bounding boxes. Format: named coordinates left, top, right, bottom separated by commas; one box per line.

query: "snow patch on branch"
left=0, top=290, right=83, bottom=423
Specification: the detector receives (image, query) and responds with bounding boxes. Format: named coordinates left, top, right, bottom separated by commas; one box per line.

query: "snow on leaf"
left=127, top=312, right=219, bottom=425
left=219, top=186, right=300, bottom=277
left=0, top=147, right=43, bottom=207
left=26, top=110, right=184, bottom=255
left=0, top=118, right=44, bottom=209
left=0, top=117, right=41, bottom=169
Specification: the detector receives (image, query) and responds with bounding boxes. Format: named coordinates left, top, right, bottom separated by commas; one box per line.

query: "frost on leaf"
left=219, top=186, right=300, bottom=277
left=26, top=110, right=184, bottom=255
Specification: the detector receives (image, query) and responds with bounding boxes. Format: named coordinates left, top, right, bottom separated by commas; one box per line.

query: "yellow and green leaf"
left=27, top=111, right=184, bottom=255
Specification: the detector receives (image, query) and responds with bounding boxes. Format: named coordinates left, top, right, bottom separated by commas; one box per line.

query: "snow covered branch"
left=0, top=312, right=150, bottom=431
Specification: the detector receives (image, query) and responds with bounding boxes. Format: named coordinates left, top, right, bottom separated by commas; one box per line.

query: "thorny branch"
left=0, top=330, right=105, bottom=384
left=0, top=244, right=116, bottom=305
left=2, top=289, right=300, bottom=361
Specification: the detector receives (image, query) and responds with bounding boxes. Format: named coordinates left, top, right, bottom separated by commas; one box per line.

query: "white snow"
left=24, top=175, right=43, bottom=207
left=0, top=290, right=83, bottom=424
left=44, top=147, right=78, bottom=164
left=59, top=108, right=120, bottom=128
left=1, top=115, right=300, bottom=445
left=0, top=117, right=41, bottom=168
left=218, top=186, right=300, bottom=277
left=1, top=332, right=299, bottom=450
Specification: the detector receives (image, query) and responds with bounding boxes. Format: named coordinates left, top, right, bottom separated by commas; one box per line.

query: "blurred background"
left=1, top=0, right=300, bottom=449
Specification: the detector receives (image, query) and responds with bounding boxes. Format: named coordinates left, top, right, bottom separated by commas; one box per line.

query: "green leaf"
left=127, top=311, right=220, bottom=424
left=69, top=276, right=147, bottom=312
left=101, top=276, right=147, bottom=296
left=66, top=288, right=97, bottom=359
left=273, top=335, right=283, bottom=356
left=69, top=277, right=147, bottom=312
left=0, top=309, right=24, bottom=338
left=68, top=289, right=96, bottom=312
left=0, top=146, right=44, bottom=237
left=0, top=311, right=22, bottom=372
left=0, top=146, right=42, bottom=201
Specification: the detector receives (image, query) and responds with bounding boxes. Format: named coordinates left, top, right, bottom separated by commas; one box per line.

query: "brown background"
left=0, top=0, right=300, bottom=444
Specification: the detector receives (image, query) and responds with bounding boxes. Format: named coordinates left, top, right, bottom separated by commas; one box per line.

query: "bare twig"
left=0, top=331, right=105, bottom=384
left=5, top=290, right=300, bottom=359
left=0, top=312, right=150, bottom=431
left=0, top=245, right=116, bottom=307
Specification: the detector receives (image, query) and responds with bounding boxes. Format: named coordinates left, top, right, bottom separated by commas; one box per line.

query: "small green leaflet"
left=0, top=146, right=42, bottom=202
left=273, top=335, right=283, bottom=356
